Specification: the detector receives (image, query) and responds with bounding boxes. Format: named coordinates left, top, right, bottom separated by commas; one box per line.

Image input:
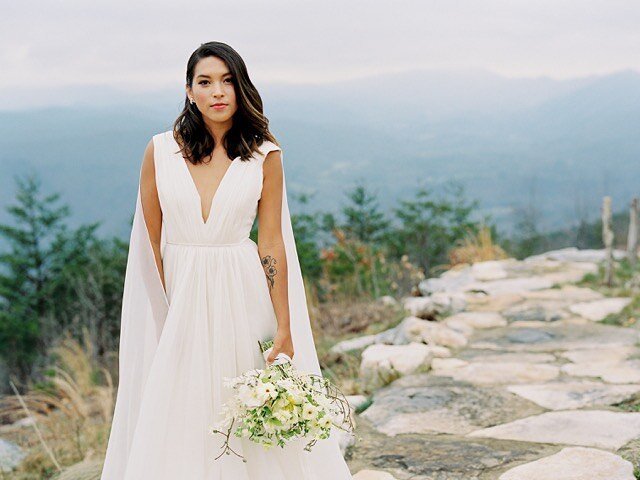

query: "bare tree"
left=602, top=196, right=614, bottom=286
left=627, top=197, right=639, bottom=268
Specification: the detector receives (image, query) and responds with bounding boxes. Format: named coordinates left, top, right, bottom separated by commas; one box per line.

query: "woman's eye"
left=224, top=78, right=233, bottom=83
left=199, top=80, right=209, bottom=85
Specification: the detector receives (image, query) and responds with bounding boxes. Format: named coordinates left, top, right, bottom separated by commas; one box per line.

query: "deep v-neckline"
left=179, top=154, right=239, bottom=225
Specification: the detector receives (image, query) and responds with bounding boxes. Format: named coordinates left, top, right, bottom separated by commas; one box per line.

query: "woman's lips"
left=211, top=104, right=227, bottom=110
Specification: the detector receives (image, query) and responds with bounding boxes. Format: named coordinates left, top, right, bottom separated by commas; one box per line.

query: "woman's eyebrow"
left=196, top=72, right=232, bottom=79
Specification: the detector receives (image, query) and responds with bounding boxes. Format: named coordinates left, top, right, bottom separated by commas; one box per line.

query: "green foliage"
left=386, top=180, right=482, bottom=276
left=0, top=174, right=126, bottom=387
left=340, top=182, right=390, bottom=244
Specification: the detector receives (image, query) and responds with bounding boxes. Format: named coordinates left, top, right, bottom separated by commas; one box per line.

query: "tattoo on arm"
left=261, top=255, right=278, bottom=290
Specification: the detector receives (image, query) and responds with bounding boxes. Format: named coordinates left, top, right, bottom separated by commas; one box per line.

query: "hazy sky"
left=2, top=0, right=639, bottom=96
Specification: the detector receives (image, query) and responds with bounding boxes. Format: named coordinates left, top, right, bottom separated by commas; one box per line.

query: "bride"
left=100, top=41, right=354, bottom=479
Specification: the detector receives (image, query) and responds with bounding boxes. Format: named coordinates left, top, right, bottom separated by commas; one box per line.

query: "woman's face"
left=186, top=56, right=238, bottom=125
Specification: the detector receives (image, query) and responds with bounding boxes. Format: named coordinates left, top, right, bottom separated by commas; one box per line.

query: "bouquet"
left=209, top=338, right=355, bottom=462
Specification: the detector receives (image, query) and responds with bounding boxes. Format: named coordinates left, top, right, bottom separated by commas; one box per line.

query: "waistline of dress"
left=164, top=237, right=254, bottom=248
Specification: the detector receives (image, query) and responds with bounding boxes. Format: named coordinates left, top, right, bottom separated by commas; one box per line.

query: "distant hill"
left=0, top=68, right=638, bottom=239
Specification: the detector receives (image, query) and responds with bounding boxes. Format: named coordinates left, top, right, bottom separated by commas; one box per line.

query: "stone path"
left=342, top=247, right=640, bottom=479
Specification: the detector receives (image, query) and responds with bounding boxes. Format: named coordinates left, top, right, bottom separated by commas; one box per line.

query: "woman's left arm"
left=257, top=149, right=294, bottom=364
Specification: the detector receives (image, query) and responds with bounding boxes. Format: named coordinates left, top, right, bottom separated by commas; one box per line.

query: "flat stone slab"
left=443, top=312, right=507, bottom=335
left=475, top=276, right=556, bottom=295
left=521, top=285, right=604, bottom=302
left=569, top=297, right=632, bottom=321
left=507, top=380, right=640, bottom=410
left=353, top=470, right=398, bottom=480
left=468, top=410, right=640, bottom=450
left=0, top=438, right=26, bottom=472
left=431, top=358, right=559, bottom=385
left=361, top=375, right=543, bottom=436
left=457, top=349, right=556, bottom=363
left=469, top=322, right=640, bottom=352
left=525, top=246, right=627, bottom=263
left=560, top=346, right=638, bottom=364
left=502, top=301, right=569, bottom=322
left=465, top=292, right=524, bottom=312
left=561, top=359, right=640, bottom=383
left=499, top=446, right=635, bottom=480
left=348, top=415, right=555, bottom=480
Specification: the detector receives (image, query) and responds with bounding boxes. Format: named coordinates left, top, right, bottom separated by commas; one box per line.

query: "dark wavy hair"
left=172, top=41, right=278, bottom=165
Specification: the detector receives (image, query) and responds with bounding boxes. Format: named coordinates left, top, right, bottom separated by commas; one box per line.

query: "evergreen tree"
left=390, top=180, right=479, bottom=275
left=0, top=174, right=99, bottom=385
left=340, top=181, right=390, bottom=244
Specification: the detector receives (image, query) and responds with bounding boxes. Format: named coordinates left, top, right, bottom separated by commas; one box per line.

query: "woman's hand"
left=266, top=328, right=294, bottom=365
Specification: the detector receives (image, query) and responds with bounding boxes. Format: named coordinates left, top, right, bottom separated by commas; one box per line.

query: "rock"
left=346, top=395, right=369, bottom=413
left=470, top=322, right=640, bottom=352
left=568, top=298, right=632, bottom=321
left=502, top=302, right=566, bottom=323
left=352, top=470, right=398, bottom=480
left=471, top=260, right=511, bottom=280
left=522, top=285, right=603, bottom=302
left=499, top=446, right=635, bottom=480
left=458, top=351, right=556, bottom=364
left=360, top=343, right=433, bottom=389
left=336, top=429, right=356, bottom=455
left=330, top=334, right=378, bottom=354
left=419, top=266, right=476, bottom=295
left=509, top=316, right=590, bottom=328
left=506, top=328, right=556, bottom=344
left=350, top=415, right=556, bottom=480
left=50, top=459, right=103, bottom=480
left=465, top=292, right=524, bottom=312
left=542, top=266, right=598, bottom=284
left=402, top=292, right=466, bottom=318
left=376, top=295, right=398, bottom=307
left=477, top=276, right=556, bottom=296
left=0, top=438, right=26, bottom=473
left=560, top=346, right=638, bottom=364
left=431, top=358, right=560, bottom=385
left=561, top=360, right=640, bottom=384
left=443, top=312, right=507, bottom=335
left=468, top=410, right=640, bottom=450
left=375, top=316, right=468, bottom=348
left=507, top=380, right=640, bottom=410
left=525, top=247, right=627, bottom=263
left=361, top=375, right=544, bottom=436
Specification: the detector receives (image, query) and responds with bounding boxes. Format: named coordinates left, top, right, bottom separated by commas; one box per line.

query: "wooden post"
left=628, top=197, right=639, bottom=268
left=602, top=196, right=614, bottom=286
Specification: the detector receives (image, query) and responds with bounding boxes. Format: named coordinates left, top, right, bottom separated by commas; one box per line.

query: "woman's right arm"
left=140, top=139, right=166, bottom=294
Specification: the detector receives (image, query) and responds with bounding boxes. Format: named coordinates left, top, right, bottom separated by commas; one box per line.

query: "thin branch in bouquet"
left=209, top=416, right=247, bottom=463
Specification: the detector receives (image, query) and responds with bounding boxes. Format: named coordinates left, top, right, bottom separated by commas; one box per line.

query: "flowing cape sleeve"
left=100, top=167, right=169, bottom=479
left=277, top=147, right=322, bottom=377
left=276, top=146, right=353, bottom=476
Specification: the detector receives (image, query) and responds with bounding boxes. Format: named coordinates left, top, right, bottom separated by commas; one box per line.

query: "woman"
left=100, top=41, right=353, bottom=479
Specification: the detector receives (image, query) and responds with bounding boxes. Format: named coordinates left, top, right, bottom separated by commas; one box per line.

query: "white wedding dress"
left=100, top=130, right=353, bottom=479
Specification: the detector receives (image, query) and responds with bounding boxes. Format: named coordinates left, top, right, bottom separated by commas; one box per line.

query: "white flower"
left=302, top=402, right=319, bottom=421
left=238, top=384, right=263, bottom=408
left=274, top=409, right=292, bottom=424
left=256, top=381, right=278, bottom=402
left=319, top=415, right=332, bottom=428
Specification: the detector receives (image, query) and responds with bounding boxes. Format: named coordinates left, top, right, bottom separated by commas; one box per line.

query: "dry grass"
left=0, top=327, right=112, bottom=479
left=447, top=224, right=509, bottom=267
